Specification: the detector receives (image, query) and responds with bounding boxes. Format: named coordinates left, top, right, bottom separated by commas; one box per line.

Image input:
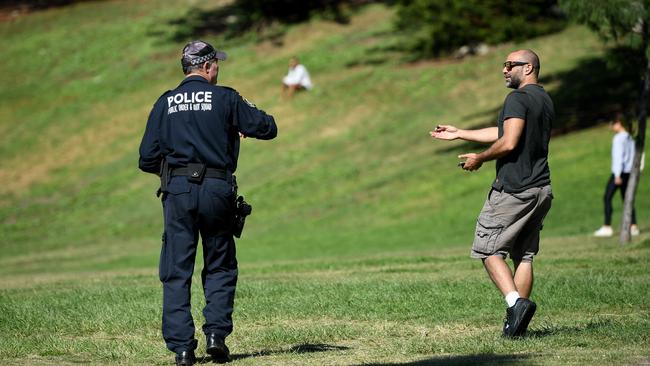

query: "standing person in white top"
left=282, top=56, right=312, bottom=99
left=594, top=114, right=640, bottom=237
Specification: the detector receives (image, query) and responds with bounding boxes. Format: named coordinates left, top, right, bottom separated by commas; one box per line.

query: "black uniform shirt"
left=492, top=84, right=554, bottom=193
left=139, top=75, right=277, bottom=174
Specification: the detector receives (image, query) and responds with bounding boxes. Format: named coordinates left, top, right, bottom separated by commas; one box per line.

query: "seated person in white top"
left=282, top=57, right=312, bottom=99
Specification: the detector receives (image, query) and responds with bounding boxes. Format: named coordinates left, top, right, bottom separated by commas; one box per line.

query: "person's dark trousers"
left=160, top=176, right=238, bottom=354
left=603, top=173, right=637, bottom=226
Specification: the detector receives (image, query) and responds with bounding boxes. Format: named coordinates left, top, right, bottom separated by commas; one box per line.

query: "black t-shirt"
left=492, top=84, right=554, bottom=193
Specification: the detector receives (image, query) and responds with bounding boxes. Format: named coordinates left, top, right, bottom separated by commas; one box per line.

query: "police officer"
left=139, top=40, right=277, bottom=365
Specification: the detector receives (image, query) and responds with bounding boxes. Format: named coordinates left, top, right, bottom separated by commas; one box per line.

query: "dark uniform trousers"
left=159, top=176, right=238, bottom=353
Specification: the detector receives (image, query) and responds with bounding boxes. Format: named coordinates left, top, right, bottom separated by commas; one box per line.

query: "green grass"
left=1, top=236, right=649, bottom=365
left=0, top=1, right=649, bottom=365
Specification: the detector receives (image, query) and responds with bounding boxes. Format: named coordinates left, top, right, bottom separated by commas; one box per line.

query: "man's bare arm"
left=430, top=124, right=498, bottom=144
left=458, top=118, right=525, bottom=171
left=477, top=118, right=524, bottom=161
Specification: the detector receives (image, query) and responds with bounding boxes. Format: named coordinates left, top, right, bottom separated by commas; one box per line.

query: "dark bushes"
left=393, top=0, right=567, bottom=59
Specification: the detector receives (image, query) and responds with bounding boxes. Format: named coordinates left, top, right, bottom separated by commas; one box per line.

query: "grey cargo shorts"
left=471, top=185, right=553, bottom=262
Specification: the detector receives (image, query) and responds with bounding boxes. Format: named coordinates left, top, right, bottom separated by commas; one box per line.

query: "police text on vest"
left=167, top=92, right=212, bottom=115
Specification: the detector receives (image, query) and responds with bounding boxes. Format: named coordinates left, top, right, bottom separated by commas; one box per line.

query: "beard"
left=505, top=73, right=522, bottom=89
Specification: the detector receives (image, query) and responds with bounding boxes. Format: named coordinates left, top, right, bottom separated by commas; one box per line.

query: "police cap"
left=181, top=40, right=227, bottom=69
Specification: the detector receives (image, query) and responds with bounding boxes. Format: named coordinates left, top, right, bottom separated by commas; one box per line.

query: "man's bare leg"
left=513, top=260, right=533, bottom=298
left=483, top=255, right=517, bottom=296
left=485, top=255, right=536, bottom=337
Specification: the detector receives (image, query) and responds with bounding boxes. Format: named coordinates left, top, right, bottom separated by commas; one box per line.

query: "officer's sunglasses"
left=503, top=61, right=529, bottom=71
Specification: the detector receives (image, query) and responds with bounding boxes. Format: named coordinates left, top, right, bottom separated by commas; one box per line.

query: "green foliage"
left=230, top=0, right=353, bottom=24
left=560, top=0, right=650, bottom=45
left=393, top=0, right=567, bottom=59
left=168, top=0, right=380, bottom=42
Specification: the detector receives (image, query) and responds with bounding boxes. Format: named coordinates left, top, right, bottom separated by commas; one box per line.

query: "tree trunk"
left=620, top=20, right=649, bottom=244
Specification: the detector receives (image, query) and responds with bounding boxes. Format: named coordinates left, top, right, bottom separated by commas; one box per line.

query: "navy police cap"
left=181, top=40, right=227, bottom=67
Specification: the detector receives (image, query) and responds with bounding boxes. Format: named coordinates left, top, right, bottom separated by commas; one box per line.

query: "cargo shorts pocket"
left=472, top=216, right=504, bottom=255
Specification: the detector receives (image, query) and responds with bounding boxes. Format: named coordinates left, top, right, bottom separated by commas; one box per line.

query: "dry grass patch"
left=0, top=97, right=152, bottom=196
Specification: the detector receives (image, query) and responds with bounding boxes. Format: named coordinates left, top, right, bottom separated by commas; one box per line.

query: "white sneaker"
left=631, top=226, right=640, bottom=236
left=594, top=226, right=613, bottom=237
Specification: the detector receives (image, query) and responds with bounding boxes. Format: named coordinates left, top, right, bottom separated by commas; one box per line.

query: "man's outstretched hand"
left=430, top=124, right=460, bottom=141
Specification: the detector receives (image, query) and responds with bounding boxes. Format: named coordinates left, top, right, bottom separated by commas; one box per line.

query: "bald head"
left=510, top=49, right=540, bottom=78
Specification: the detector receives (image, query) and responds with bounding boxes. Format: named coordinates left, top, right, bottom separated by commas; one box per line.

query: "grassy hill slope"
left=0, top=1, right=648, bottom=365
left=1, top=1, right=646, bottom=264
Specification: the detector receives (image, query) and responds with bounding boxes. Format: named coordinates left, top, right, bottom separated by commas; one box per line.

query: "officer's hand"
left=458, top=153, right=483, bottom=171
left=430, top=124, right=460, bottom=141
left=615, top=176, right=623, bottom=186
left=239, top=132, right=247, bottom=139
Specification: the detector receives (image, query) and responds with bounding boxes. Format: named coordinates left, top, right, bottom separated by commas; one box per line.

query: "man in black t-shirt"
left=430, top=49, right=554, bottom=338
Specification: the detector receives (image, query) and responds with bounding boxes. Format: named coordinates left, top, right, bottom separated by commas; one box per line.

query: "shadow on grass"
left=527, top=319, right=612, bottom=338
left=432, top=138, right=492, bottom=156
left=352, top=353, right=532, bottom=366
left=541, top=46, right=645, bottom=134
left=196, top=343, right=350, bottom=363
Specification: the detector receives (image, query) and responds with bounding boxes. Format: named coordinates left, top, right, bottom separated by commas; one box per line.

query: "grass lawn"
left=1, top=234, right=649, bottom=365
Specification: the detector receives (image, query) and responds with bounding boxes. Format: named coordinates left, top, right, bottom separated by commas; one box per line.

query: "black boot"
left=175, top=350, right=196, bottom=366
left=206, top=333, right=231, bottom=363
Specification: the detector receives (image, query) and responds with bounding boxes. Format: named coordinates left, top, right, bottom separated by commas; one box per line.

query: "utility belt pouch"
left=187, top=163, right=206, bottom=183
left=157, top=159, right=170, bottom=198
left=231, top=195, right=252, bottom=238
